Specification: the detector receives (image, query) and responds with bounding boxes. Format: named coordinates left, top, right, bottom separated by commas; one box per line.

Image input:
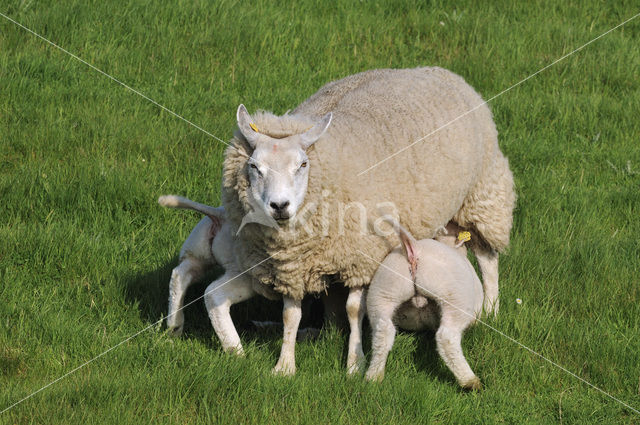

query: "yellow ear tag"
left=457, top=231, right=471, bottom=243
left=250, top=123, right=259, bottom=132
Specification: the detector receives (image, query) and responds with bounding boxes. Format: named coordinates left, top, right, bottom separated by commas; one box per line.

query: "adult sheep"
left=216, top=67, right=515, bottom=375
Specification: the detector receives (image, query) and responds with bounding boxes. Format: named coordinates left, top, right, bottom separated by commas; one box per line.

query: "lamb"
left=365, top=219, right=483, bottom=390
left=160, top=195, right=224, bottom=336
left=160, top=195, right=334, bottom=360
left=158, top=195, right=279, bottom=353
left=221, top=67, right=515, bottom=374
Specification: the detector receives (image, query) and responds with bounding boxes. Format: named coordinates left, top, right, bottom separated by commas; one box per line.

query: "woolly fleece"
left=222, top=67, right=515, bottom=300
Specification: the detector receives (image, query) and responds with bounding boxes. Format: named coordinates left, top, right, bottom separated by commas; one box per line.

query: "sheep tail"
left=378, top=211, right=427, bottom=307
left=158, top=195, right=225, bottom=220
left=377, top=212, right=418, bottom=249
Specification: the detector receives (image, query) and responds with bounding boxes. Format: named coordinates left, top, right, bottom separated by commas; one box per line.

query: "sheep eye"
left=300, top=161, right=308, bottom=168
left=249, top=163, right=263, bottom=177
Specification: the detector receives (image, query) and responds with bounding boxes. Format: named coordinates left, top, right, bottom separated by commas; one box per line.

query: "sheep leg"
left=273, top=296, right=302, bottom=376
left=204, top=272, right=256, bottom=355
left=435, top=314, right=481, bottom=390
left=346, top=287, right=366, bottom=375
left=365, top=275, right=414, bottom=381
left=365, top=309, right=398, bottom=382
left=167, top=258, right=203, bottom=336
left=472, top=245, right=500, bottom=316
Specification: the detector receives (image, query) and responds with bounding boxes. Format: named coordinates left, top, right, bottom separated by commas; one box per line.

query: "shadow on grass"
left=122, top=264, right=465, bottom=386
left=121, top=259, right=329, bottom=350
left=410, top=330, right=464, bottom=387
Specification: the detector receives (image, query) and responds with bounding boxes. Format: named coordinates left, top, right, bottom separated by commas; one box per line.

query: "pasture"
left=1, top=0, right=639, bottom=423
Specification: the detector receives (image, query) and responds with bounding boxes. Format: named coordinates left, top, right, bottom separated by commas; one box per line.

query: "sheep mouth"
left=274, top=214, right=290, bottom=222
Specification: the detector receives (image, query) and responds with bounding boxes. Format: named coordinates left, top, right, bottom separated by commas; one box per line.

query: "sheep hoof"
left=462, top=377, right=482, bottom=391
left=224, top=345, right=245, bottom=357
left=364, top=370, right=384, bottom=382
left=167, top=325, right=183, bottom=337
left=272, top=362, right=296, bottom=376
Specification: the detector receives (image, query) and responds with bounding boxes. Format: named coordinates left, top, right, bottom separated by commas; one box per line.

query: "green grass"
left=1, top=0, right=639, bottom=423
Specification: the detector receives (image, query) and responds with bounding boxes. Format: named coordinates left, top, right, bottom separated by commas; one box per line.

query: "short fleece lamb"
left=221, top=67, right=515, bottom=373
left=365, top=219, right=484, bottom=389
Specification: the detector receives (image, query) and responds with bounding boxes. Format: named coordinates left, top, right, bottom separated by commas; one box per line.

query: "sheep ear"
left=299, top=112, right=332, bottom=150
left=237, top=104, right=260, bottom=149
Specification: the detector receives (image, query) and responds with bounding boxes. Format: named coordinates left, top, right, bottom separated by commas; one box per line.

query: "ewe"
left=221, top=67, right=515, bottom=374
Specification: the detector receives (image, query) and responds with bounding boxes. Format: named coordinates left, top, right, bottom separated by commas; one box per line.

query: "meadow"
left=1, top=0, right=639, bottom=423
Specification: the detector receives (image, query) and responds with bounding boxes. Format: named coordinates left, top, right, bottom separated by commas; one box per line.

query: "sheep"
left=159, top=195, right=336, bottom=360
left=160, top=195, right=224, bottom=336
left=158, top=195, right=279, bottom=353
left=221, top=66, right=515, bottom=374
left=365, top=219, right=483, bottom=390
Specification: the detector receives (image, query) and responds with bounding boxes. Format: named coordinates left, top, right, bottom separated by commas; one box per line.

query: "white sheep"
left=158, top=195, right=279, bottom=354
left=159, top=195, right=334, bottom=362
left=221, top=67, right=515, bottom=375
left=365, top=219, right=483, bottom=390
left=160, top=195, right=224, bottom=336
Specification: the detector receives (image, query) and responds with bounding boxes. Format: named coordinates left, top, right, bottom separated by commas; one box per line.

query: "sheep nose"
left=270, top=201, right=290, bottom=212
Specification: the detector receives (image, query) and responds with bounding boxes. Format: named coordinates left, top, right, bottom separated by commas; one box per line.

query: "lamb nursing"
left=365, top=219, right=484, bottom=390
left=159, top=195, right=280, bottom=354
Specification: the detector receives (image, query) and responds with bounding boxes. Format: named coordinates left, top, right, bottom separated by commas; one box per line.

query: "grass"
left=1, top=0, right=639, bottom=423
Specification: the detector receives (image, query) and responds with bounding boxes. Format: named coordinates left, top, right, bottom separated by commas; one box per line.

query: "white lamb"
left=160, top=195, right=334, bottom=359
left=365, top=219, right=483, bottom=390
left=158, top=195, right=279, bottom=352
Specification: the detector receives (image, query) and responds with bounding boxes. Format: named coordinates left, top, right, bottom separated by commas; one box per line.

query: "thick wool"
left=222, top=67, right=515, bottom=300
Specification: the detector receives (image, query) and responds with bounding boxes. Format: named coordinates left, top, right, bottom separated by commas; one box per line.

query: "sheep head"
left=236, top=104, right=332, bottom=223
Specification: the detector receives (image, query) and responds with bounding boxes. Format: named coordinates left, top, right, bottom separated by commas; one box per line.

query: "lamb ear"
left=236, top=104, right=261, bottom=149
left=299, top=112, right=332, bottom=150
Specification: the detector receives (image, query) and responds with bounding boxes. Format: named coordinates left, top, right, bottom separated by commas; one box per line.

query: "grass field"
left=1, top=0, right=639, bottom=423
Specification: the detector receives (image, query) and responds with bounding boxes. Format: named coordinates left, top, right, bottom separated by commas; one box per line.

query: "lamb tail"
left=158, top=195, right=224, bottom=219
left=377, top=209, right=421, bottom=292
left=378, top=214, right=418, bottom=251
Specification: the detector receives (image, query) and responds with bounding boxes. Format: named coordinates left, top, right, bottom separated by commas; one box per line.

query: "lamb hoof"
left=483, top=299, right=500, bottom=317
left=346, top=358, right=366, bottom=376
left=462, top=377, right=482, bottom=391
left=346, top=365, right=360, bottom=376
left=223, top=345, right=245, bottom=357
left=364, top=367, right=385, bottom=382
left=167, top=325, right=183, bottom=337
left=272, top=362, right=296, bottom=376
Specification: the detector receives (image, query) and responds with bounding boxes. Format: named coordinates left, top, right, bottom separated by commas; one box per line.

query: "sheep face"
left=246, top=142, right=309, bottom=221
left=236, top=104, right=332, bottom=223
